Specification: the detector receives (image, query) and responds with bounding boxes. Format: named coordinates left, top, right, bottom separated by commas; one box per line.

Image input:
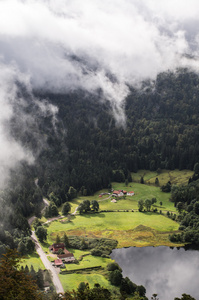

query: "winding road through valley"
left=29, top=199, right=64, bottom=295
left=31, top=231, right=64, bottom=294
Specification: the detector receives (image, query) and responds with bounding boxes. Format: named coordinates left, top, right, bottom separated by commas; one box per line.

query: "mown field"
left=59, top=272, right=111, bottom=294
left=46, top=212, right=180, bottom=248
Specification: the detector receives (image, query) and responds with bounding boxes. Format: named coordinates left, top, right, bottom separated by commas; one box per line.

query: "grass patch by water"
left=59, top=272, right=111, bottom=292
left=64, top=253, right=113, bottom=271
left=47, top=211, right=180, bottom=248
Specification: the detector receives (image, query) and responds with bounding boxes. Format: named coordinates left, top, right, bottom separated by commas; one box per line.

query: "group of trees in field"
left=77, top=200, right=99, bottom=214
left=138, top=198, right=157, bottom=212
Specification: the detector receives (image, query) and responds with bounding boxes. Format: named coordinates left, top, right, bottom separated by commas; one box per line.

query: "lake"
left=111, top=246, right=199, bottom=300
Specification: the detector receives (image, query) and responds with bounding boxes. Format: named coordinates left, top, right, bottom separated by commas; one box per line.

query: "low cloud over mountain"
left=1, top=0, right=199, bottom=184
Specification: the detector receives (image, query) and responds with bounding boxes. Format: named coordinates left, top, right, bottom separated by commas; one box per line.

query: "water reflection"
left=111, top=246, right=199, bottom=300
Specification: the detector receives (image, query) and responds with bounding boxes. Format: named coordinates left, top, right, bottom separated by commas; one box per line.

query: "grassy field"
left=69, top=181, right=176, bottom=214
left=20, top=253, right=45, bottom=270
left=44, top=169, right=193, bottom=215
left=59, top=272, right=111, bottom=292
left=46, top=211, right=180, bottom=248
left=131, top=169, right=193, bottom=186
left=101, top=182, right=176, bottom=211
left=64, top=253, right=113, bottom=271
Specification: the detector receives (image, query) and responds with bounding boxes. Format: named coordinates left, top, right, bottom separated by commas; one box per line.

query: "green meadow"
left=21, top=253, right=45, bottom=270
left=68, top=169, right=194, bottom=214
left=47, top=212, right=178, bottom=234
left=131, top=169, right=193, bottom=186
left=47, top=211, right=180, bottom=248
left=69, top=182, right=176, bottom=214
left=59, top=272, right=111, bottom=293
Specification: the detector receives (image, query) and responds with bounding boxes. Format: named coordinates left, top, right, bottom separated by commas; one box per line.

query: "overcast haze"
left=1, top=0, right=199, bottom=185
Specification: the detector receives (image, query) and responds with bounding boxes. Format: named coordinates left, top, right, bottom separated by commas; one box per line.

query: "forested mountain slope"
left=35, top=69, right=199, bottom=196
left=1, top=68, right=199, bottom=253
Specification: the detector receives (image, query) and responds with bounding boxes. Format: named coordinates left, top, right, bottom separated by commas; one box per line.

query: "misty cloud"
left=1, top=2, right=199, bottom=88
left=1, top=0, right=199, bottom=184
left=0, top=62, right=33, bottom=187
left=1, top=1, right=199, bottom=95
left=0, top=61, right=59, bottom=187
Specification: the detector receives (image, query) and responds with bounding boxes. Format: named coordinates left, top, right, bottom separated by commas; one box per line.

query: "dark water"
left=111, top=246, right=199, bottom=300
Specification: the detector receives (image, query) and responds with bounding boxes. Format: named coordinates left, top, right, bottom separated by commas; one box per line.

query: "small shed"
left=111, top=199, right=117, bottom=203
left=112, top=190, right=120, bottom=196
left=54, top=259, right=63, bottom=267
left=127, top=191, right=134, bottom=196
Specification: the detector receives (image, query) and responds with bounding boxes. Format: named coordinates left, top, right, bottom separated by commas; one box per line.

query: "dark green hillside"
left=1, top=69, right=199, bottom=253
left=35, top=69, right=199, bottom=196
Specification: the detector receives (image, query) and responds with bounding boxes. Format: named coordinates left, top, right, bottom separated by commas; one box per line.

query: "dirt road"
left=31, top=231, right=64, bottom=294
left=28, top=198, right=64, bottom=294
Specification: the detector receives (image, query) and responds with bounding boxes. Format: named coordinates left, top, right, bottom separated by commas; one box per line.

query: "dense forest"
left=1, top=68, right=199, bottom=253
left=36, top=68, right=199, bottom=196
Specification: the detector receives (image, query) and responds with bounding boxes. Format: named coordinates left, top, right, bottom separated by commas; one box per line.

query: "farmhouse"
left=112, top=190, right=127, bottom=197
left=50, top=242, right=76, bottom=264
left=57, top=249, right=75, bottom=262
left=112, top=190, right=124, bottom=197
left=49, top=243, right=65, bottom=254
left=58, top=254, right=76, bottom=263
left=54, top=259, right=63, bottom=267
left=127, top=191, right=135, bottom=196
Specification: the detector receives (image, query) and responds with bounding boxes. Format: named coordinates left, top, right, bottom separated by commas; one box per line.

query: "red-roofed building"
left=112, top=190, right=124, bottom=197
left=127, top=191, right=134, bottom=196
left=49, top=243, right=65, bottom=254
left=54, top=259, right=63, bottom=267
left=58, top=249, right=74, bottom=259
left=112, top=190, right=120, bottom=196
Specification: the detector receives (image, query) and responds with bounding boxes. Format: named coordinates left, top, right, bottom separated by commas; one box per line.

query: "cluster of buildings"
left=49, top=243, right=75, bottom=267
left=111, top=190, right=135, bottom=203
left=112, top=190, right=134, bottom=197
